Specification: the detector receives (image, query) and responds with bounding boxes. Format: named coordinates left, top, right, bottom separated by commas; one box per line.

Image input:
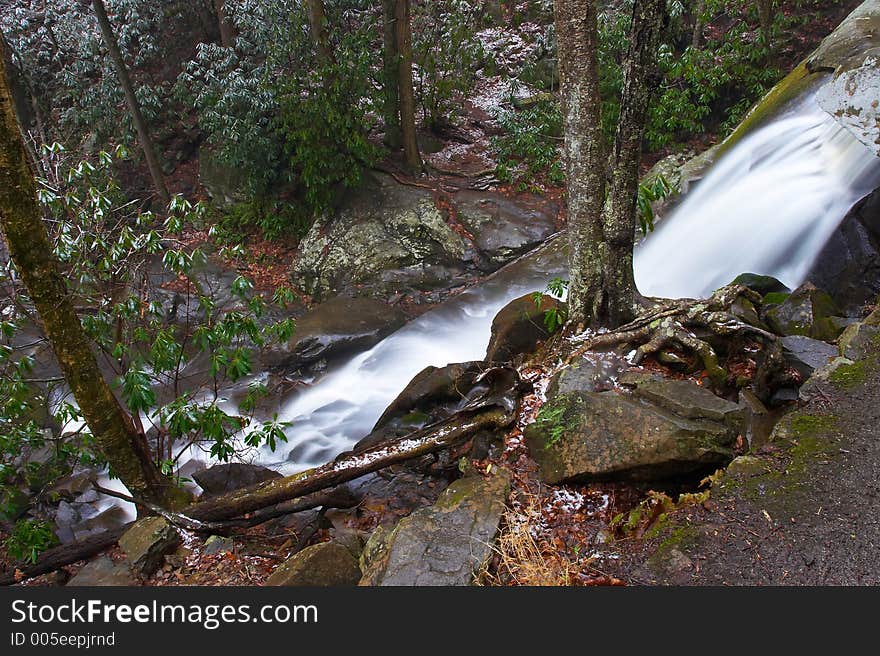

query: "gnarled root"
left=567, top=284, right=781, bottom=388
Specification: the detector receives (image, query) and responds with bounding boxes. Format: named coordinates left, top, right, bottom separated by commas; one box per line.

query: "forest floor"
left=599, top=343, right=880, bottom=585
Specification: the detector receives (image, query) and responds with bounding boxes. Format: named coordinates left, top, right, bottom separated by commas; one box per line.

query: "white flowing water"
left=635, top=92, right=880, bottom=298
left=259, top=91, right=880, bottom=474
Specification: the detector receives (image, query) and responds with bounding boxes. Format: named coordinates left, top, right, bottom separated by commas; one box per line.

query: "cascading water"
left=259, top=89, right=880, bottom=474
left=635, top=91, right=880, bottom=298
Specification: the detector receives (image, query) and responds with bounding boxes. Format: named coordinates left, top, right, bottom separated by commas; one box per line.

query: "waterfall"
left=635, top=92, right=880, bottom=298
left=259, top=90, right=880, bottom=473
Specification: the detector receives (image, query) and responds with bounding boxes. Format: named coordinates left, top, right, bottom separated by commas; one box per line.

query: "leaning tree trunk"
left=601, top=0, right=667, bottom=327
left=91, top=0, right=169, bottom=205
left=382, top=0, right=401, bottom=149
left=214, top=0, right=235, bottom=48
left=0, top=44, right=173, bottom=507
left=394, top=0, right=421, bottom=170
left=554, top=0, right=606, bottom=329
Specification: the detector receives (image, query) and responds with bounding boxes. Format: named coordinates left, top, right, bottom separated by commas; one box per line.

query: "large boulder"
left=193, top=463, right=282, bottom=498
left=118, top=517, right=181, bottom=577
left=359, top=472, right=510, bottom=586
left=838, top=308, right=880, bottom=359
left=485, top=293, right=560, bottom=362
left=525, top=371, right=745, bottom=482
left=291, top=173, right=469, bottom=300
left=455, top=191, right=558, bottom=266
left=809, top=190, right=880, bottom=314
left=279, top=297, right=406, bottom=370
left=781, top=335, right=839, bottom=377
left=266, top=541, right=361, bottom=586
left=765, top=282, right=843, bottom=341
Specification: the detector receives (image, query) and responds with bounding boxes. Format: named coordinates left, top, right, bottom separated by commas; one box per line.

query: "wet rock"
left=556, top=353, right=629, bottom=394
left=266, top=541, right=361, bottom=586
left=204, top=535, right=235, bottom=555
left=67, top=556, right=135, bottom=587
left=781, top=335, right=839, bottom=377
left=278, top=297, right=406, bottom=370
left=817, top=59, right=880, bottom=157
left=193, top=463, right=282, bottom=498
left=809, top=190, right=880, bottom=314
left=731, top=273, right=790, bottom=296
left=291, top=173, right=467, bottom=300
left=199, top=146, right=247, bottom=207
left=118, top=517, right=181, bottom=577
left=359, top=472, right=510, bottom=586
left=526, top=373, right=743, bottom=483
left=455, top=191, right=558, bottom=266
left=485, top=293, right=559, bottom=362
left=765, top=282, right=843, bottom=341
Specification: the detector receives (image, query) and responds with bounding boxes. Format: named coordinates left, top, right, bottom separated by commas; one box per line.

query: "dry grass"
left=479, top=493, right=586, bottom=586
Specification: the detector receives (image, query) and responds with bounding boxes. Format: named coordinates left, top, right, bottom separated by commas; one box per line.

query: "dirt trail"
left=613, top=346, right=880, bottom=585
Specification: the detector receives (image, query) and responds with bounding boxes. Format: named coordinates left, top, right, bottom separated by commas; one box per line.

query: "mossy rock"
left=266, top=541, right=361, bottom=586
left=765, top=282, right=843, bottom=341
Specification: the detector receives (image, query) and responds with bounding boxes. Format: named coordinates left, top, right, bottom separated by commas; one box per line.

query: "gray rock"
left=292, top=173, right=467, bottom=299
left=485, top=293, right=559, bottom=362
left=193, top=463, right=282, bottom=498
left=266, top=541, right=361, bottom=586
left=765, top=282, right=843, bottom=341
left=71, top=506, right=130, bottom=543
left=279, top=297, right=406, bottom=370
left=118, top=517, right=181, bottom=577
left=203, top=535, right=235, bottom=555
left=67, top=556, right=135, bottom=586
left=799, top=356, right=855, bottom=401
left=526, top=374, right=743, bottom=482
left=359, top=472, right=510, bottom=586
left=817, top=58, right=880, bottom=156
left=781, top=335, right=839, bottom=376
left=455, top=191, right=558, bottom=266
left=838, top=309, right=880, bottom=359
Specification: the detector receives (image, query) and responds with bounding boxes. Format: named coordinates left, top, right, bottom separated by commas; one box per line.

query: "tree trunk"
left=692, top=0, right=705, bottom=48
left=394, top=0, right=421, bottom=170
left=306, top=0, right=332, bottom=66
left=91, top=0, right=169, bottom=205
left=556, top=0, right=665, bottom=329
left=755, top=0, right=773, bottom=48
left=601, top=0, right=667, bottom=327
left=0, top=44, right=172, bottom=506
left=214, top=0, right=235, bottom=48
left=382, top=0, right=401, bottom=149
left=554, top=0, right=606, bottom=329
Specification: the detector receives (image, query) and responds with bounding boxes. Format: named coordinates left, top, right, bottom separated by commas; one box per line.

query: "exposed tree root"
left=565, top=284, right=782, bottom=391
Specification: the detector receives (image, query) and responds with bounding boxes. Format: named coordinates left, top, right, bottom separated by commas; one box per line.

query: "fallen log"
left=186, top=406, right=513, bottom=523
left=0, top=524, right=131, bottom=586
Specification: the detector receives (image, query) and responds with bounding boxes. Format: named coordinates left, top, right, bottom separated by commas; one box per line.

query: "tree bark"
left=0, top=42, right=172, bottom=506
left=306, top=0, right=332, bottom=66
left=91, top=0, right=169, bottom=205
left=186, top=406, right=511, bottom=522
left=556, top=0, right=665, bottom=329
left=602, top=0, right=667, bottom=327
left=692, top=0, right=705, bottom=48
left=755, top=0, right=773, bottom=48
left=394, top=0, right=421, bottom=170
left=0, top=524, right=130, bottom=586
left=554, top=0, right=606, bottom=329
left=382, top=0, right=401, bottom=149
left=214, top=0, right=235, bottom=48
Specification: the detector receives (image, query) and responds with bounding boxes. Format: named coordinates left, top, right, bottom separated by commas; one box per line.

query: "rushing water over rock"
left=635, top=92, right=880, bottom=298
left=263, top=91, right=880, bottom=473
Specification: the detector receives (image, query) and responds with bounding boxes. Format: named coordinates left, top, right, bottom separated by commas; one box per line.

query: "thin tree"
left=90, top=0, right=170, bottom=204
left=214, top=0, right=236, bottom=48
left=556, top=0, right=667, bottom=329
left=382, top=0, right=401, bottom=149
left=306, top=0, right=332, bottom=66
left=0, top=43, right=176, bottom=507
left=394, top=0, right=421, bottom=170
left=755, top=0, right=774, bottom=48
